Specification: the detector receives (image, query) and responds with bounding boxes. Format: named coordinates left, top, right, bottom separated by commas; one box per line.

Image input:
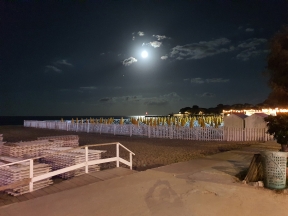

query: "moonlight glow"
left=141, top=51, right=148, bottom=58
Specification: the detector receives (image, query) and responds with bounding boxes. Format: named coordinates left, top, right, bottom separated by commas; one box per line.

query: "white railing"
left=0, top=142, right=135, bottom=192
left=24, top=120, right=224, bottom=141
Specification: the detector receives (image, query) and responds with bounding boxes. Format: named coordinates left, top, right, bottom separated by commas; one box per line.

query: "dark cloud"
left=56, top=60, right=73, bottom=67
left=235, top=38, right=268, bottom=61
left=206, top=78, right=229, bottom=83
left=99, top=97, right=114, bottom=102
left=236, top=48, right=269, bottom=61
left=80, top=86, right=98, bottom=90
left=45, top=65, right=62, bottom=73
left=190, top=78, right=229, bottom=84
left=144, top=100, right=169, bottom=106
left=245, top=28, right=254, bottom=32
left=237, top=38, right=267, bottom=48
left=170, top=38, right=231, bottom=60
left=198, top=92, right=215, bottom=97
left=191, top=78, right=205, bottom=84
left=96, top=92, right=181, bottom=106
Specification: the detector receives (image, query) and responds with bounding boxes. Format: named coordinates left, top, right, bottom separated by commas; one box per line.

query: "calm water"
left=0, top=115, right=164, bottom=126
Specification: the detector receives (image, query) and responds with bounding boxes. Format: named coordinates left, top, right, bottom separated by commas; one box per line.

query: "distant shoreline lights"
left=223, top=108, right=288, bottom=116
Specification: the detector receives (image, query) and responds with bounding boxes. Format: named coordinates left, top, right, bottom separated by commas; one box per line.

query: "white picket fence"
left=24, top=120, right=223, bottom=141
left=23, top=120, right=273, bottom=142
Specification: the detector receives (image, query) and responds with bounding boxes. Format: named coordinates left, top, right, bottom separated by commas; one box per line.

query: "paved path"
left=1, top=141, right=287, bottom=216
left=0, top=167, right=137, bottom=207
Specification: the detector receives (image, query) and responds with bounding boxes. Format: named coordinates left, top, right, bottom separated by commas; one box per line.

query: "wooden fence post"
left=130, top=124, right=132, bottom=137
left=148, top=125, right=150, bottom=138
left=116, top=143, right=119, bottom=167
left=29, top=159, right=34, bottom=192
left=85, top=146, right=89, bottom=173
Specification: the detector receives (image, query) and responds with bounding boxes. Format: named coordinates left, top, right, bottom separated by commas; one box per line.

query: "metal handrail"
left=0, top=142, right=135, bottom=192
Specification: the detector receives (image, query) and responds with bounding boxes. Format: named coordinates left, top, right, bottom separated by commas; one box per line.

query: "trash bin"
left=261, top=151, right=287, bottom=189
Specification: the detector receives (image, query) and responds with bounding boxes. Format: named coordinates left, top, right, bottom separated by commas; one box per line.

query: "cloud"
left=161, top=55, right=168, bottom=60
left=197, top=92, right=215, bottom=97
left=97, top=92, right=182, bottom=106
left=170, top=38, right=231, bottom=60
left=45, top=59, right=73, bottom=73
left=123, top=57, right=137, bottom=66
left=56, top=59, right=73, bottom=66
left=236, top=48, right=269, bottom=61
left=191, top=78, right=205, bottom=84
left=45, top=65, right=62, bottom=73
left=183, top=78, right=190, bottom=81
left=99, top=97, right=114, bottom=102
left=59, top=88, right=83, bottom=93
left=132, top=36, right=135, bottom=40
left=153, top=35, right=170, bottom=40
left=190, top=77, right=229, bottom=84
left=149, top=41, right=162, bottom=48
left=138, top=31, right=145, bottom=36
left=235, top=38, right=268, bottom=61
left=143, top=92, right=182, bottom=106
left=206, top=78, right=229, bottom=83
left=80, top=86, right=98, bottom=90
left=144, top=99, right=169, bottom=106
left=114, top=86, right=122, bottom=89
left=237, top=38, right=267, bottom=48
left=245, top=28, right=254, bottom=32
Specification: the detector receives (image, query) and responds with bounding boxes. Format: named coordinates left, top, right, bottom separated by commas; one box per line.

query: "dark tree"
left=265, top=113, right=288, bottom=152
left=179, top=107, right=191, bottom=114
left=265, top=27, right=288, bottom=106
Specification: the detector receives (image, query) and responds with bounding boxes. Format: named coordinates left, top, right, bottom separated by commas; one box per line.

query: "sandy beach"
left=0, top=125, right=256, bottom=171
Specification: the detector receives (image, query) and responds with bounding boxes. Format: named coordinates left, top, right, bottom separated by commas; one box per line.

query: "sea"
left=0, top=115, right=167, bottom=126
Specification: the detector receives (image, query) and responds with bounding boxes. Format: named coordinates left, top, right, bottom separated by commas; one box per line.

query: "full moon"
left=141, top=51, right=148, bottom=58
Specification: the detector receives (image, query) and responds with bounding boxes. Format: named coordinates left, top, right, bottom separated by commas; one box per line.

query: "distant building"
left=223, top=113, right=247, bottom=128
left=245, top=113, right=268, bottom=128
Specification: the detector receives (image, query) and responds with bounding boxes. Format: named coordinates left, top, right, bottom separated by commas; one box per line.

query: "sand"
left=0, top=125, right=255, bottom=171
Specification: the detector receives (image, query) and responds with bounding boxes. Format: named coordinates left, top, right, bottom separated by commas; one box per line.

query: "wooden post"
left=148, top=125, right=150, bottom=138
left=227, top=127, right=229, bottom=141
left=29, top=159, right=34, bottom=192
left=116, top=143, right=119, bottom=167
left=129, top=152, right=133, bottom=170
left=85, top=146, right=89, bottom=173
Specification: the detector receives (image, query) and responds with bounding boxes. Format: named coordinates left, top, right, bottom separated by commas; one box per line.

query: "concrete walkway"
left=0, top=142, right=287, bottom=216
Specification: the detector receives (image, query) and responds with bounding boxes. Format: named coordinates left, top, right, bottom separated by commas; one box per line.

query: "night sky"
left=1, top=0, right=288, bottom=116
